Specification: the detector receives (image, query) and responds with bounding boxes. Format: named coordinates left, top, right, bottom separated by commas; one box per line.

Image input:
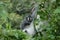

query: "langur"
left=20, top=3, right=39, bottom=36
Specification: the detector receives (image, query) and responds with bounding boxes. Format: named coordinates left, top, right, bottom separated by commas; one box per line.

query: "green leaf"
left=54, top=7, right=60, bottom=13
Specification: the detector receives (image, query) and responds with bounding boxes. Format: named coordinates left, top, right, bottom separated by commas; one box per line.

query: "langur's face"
left=26, top=15, right=33, bottom=22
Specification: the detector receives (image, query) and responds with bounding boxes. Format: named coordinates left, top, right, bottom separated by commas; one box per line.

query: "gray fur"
left=20, top=3, right=39, bottom=35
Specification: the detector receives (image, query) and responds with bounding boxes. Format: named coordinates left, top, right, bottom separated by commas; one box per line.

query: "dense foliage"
left=0, top=0, right=60, bottom=40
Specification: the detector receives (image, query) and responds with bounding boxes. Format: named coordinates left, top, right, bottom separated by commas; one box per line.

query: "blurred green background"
left=0, top=0, right=60, bottom=40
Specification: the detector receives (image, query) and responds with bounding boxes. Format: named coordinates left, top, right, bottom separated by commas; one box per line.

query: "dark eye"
left=25, top=30, right=28, bottom=33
